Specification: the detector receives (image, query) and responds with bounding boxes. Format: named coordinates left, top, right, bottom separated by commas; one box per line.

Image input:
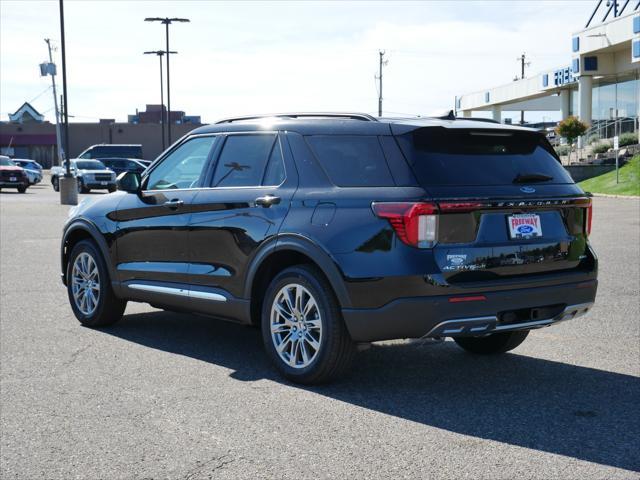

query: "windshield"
left=76, top=160, right=108, bottom=170
left=396, top=127, right=574, bottom=186
left=0, top=158, right=16, bottom=167
left=79, top=145, right=142, bottom=159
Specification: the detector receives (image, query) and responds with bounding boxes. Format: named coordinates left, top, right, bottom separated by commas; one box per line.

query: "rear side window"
left=396, top=128, right=574, bottom=186
left=211, top=134, right=277, bottom=187
left=306, top=135, right=394, bottom=187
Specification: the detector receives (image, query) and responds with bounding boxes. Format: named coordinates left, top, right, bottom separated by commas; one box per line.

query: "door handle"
left=163, top=199, right=184, bottom=209
left=255, top=195, right=281, bottom=208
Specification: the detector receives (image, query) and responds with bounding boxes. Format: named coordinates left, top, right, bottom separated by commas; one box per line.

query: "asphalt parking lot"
left=1, top=181, right=639, bottom=479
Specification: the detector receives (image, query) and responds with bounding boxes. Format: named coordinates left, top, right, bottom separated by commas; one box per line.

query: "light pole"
left=144, top=17, right=189, bottom=145
left=144, top=50, right=176, bottom=152
left=58, top=0, right=77, bottom=205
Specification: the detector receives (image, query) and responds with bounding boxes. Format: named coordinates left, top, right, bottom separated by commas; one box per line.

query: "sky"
left=0, top=0, right=595, bottom=124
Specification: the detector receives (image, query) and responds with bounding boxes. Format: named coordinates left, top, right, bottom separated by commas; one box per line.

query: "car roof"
left=87, top=144, right=142, bottom=147
left=188, top=112, right=538, bottom=136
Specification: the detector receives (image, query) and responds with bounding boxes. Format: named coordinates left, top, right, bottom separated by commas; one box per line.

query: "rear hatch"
left=394, top=126, right=592, bottom=283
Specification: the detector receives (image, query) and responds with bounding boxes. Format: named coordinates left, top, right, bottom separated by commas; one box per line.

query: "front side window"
left=211, top=134, right=277, bottom=187
left=146, top=136, right=216, bottom=190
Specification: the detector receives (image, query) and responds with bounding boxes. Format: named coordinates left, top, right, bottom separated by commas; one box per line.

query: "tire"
left=108, top=186, right=116, bottom=193
left=77, top=180, right=89, bottom=194
left=454, top=330, right=529, bottom=355
left=17, top=185, right=27, bottom=193
left=52, top=177, right=59, bottom=192
left=66, top=239, right=126, bottom=327
left=261, top=265, right=355, bottom=385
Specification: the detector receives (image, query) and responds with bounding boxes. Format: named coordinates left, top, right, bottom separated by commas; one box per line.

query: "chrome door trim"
left=128, top=283, right=189, bottom=297
left=128, top=283, right=227, bottom=302
left=189, top=290, right=227, bottom=302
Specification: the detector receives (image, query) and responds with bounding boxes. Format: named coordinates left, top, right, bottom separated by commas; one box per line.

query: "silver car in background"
left=51, top=159, right=116, bottom=193
left=11, top=159, right=43, bottom=185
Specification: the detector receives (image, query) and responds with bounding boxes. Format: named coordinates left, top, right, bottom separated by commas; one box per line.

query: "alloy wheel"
left=71, top=252, right=100, bottom=316
left=270, top=283, right=323, bottom=369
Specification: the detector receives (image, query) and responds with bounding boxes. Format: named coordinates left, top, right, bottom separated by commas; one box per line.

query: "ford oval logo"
left=520, top=186, right=536, bottom=194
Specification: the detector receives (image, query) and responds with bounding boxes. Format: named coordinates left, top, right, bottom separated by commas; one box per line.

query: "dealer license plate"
left=508, top=214, right=542, bottom=239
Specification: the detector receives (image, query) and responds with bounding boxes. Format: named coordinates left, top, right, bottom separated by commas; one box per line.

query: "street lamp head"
left=143, top=50, right=177, bottom=56
left=144, top=17, right=190, bottom=24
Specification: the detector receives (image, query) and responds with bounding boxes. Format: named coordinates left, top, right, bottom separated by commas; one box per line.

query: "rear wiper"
left=513, top=172, right=553, bottom=183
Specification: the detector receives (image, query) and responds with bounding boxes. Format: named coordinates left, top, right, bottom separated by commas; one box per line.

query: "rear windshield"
left=396, top=128, right=573, bottom=186
left=80, top=145, right=142, bottom=159
left=306, top=135, right=394, bottom=187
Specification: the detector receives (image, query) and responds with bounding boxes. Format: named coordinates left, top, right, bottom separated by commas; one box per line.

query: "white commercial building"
left=457, top=0, right=639, bottom=138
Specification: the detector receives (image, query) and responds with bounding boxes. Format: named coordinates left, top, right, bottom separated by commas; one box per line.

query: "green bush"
left=587, top=134, right=601, bottom=145
left=554, top=145, right=570, bottom=156
left=592, top=142, right=611, bottom=154
left=618, top=132, right=638, bottom=147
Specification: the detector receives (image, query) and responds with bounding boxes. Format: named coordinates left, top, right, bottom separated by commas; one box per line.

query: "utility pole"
left=516, top=53, right=530, bottom=125
left=145, top=17, right=190, bottom=145
left=43, top=39, right=63, bottom=166
left=375, top=50, right=387, bottom=117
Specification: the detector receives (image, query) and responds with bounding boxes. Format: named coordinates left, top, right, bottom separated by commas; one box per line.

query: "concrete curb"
left=590, top=193, right=640, bottom=199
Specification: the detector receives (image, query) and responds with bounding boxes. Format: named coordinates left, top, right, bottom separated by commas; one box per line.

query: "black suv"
left=61, top=113, right=597, bottom=384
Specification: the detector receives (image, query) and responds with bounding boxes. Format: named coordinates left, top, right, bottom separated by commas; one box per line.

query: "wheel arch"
left=61, top=220, right=117, bottom=292
left=245, top=234, right=352, bottom=325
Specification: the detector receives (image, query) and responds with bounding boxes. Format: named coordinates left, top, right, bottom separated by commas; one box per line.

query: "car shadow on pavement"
left=101, top=310, right=640, bottom=472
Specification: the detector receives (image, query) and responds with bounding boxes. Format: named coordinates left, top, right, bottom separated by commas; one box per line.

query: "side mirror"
left=116, top=171, right=141, bottom=193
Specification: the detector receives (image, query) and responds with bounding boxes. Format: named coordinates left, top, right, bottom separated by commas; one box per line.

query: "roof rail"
left=214, top=112, right=378, bottom=124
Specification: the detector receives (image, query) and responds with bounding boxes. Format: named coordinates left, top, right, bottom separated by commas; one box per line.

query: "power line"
left=26, top=86, right=52, bottom=104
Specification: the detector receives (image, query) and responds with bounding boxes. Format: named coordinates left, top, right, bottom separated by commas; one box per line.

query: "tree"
left=556, top=116, right=588, bottom=163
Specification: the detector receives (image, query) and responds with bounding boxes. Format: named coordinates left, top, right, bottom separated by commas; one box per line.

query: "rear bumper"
left=342, top=279, right=597, bottom=342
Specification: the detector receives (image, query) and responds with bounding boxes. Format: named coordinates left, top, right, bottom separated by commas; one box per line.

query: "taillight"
left=586, top=199, right=593, bottom=236
left=372, top=202, right=438, bottom=248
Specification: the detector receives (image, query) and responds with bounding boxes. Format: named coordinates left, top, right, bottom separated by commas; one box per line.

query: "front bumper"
left=342, top=279, right=597, bottom=342
left=83, top=182, right=116, bottom=189
left=0, top=181, right=28, bottom=188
